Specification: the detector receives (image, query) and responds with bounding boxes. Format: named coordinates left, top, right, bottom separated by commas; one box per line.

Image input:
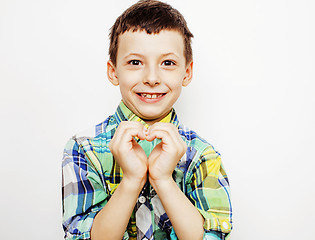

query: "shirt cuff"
left=198, top=209, right=232, bottom=234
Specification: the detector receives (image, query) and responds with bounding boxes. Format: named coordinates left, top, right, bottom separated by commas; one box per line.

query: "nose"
left=143, top=65, right=161, bottom=86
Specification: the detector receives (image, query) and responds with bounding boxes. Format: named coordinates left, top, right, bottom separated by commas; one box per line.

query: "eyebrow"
left=124, top=53, right=143, bottom=58
left=123, top=52, right=179, bottom=60
left=161, top=53, right=179, bottom=59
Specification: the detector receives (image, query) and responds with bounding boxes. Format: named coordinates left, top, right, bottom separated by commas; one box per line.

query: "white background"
left=1, top=0, right=314, bottom=239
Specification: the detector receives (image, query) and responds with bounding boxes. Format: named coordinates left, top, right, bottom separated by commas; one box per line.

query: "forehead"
left=116, top=30, right=185, bottom=59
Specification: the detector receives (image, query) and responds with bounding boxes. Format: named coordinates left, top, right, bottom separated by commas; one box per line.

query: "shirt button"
left=222, top=221, right=229, bottom=230
left=138, top=196, right=146, bottom=204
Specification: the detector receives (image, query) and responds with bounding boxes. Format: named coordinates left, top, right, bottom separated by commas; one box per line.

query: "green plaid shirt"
left=62, top=101, right=232, bottom=239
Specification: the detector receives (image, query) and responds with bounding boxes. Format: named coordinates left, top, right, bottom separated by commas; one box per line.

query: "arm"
left=91, top=177, right=144, bottom=240
left=146, top=123, right=204, bottom=240
left=150, top=178, right=204, bottom=240
left=146, top=123, right=232, bottom=239
left=90, top=121, right=148, bottom=240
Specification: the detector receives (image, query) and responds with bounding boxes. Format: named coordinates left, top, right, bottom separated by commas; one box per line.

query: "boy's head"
left=107, top=0, right=194, bottom=125
left=109, top=0, right=193, bottom=67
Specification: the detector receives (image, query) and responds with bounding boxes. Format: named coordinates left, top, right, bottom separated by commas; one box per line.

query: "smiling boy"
left=62, top=1, right=232, bottom=240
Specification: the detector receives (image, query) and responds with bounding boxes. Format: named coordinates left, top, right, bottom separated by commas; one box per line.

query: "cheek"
left=117, top=71, right=141, bottom=88
left=161, top=71, right=185, bottom=88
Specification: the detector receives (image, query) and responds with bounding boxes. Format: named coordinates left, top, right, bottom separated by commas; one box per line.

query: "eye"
left=162, top=60, right=175, bottom=66
left=128, top=60, right=142, bottom=65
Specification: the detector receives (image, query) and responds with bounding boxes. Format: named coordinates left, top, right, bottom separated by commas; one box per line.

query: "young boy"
left=62, top=1, right=232, bottom=239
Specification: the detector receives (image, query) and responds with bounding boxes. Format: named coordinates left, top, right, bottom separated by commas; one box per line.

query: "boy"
left=62, top=0, right=232, bottom=239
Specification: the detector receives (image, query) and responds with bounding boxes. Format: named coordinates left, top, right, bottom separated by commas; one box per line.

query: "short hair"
left=109, top=0, right=194, bottom=66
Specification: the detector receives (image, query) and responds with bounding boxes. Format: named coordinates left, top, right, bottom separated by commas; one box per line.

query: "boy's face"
left=108, top=30, right=193, bottom=125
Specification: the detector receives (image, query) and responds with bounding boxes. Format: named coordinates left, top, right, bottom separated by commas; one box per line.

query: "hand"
left=145, top=123, right=187, bottom=182
left=108, top=121, right=148, bottom=184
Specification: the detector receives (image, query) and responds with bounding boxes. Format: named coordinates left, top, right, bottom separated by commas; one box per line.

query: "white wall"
left=1, top=0, right=314, bottom=239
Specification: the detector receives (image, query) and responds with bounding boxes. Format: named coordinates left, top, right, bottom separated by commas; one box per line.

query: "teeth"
left=141, top=93, right=163, bottom=99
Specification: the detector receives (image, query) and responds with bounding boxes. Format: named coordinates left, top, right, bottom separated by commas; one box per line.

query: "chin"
left=141, top=111, right=168, bottom=122
left=141, top=114, right=161, bottom=121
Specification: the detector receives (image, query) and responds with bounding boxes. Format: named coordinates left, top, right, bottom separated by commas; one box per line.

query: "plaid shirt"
left=62, top=101, right=232, bottom=240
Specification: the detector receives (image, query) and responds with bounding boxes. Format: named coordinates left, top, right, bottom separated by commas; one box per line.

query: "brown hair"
left=109, top=0, right=194, bottom=66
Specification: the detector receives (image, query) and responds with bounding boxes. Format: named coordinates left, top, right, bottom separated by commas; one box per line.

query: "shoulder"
left=66, top=114, right=116, bottom=146
left=178, top=123, right=220, bottom=157
left=176, top=123, right=222, bottom=187
left=62, top=114, right=116, bottom=173
left=177, top=123, right=221, bottom=177
left=63, top=114, right=116, bottom=163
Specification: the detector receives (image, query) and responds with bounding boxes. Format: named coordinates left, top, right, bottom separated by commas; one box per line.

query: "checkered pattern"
left=62, top=101, right=232, bottom=239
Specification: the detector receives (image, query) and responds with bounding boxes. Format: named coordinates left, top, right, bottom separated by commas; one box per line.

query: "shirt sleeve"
left=62, top=138, right=108, bottom=240
left=185, top=146, right=233, bottom=239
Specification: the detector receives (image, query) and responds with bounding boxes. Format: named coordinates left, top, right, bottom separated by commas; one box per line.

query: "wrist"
left=149, top=176, right=175, bottom=193
left=121, top=175, right=147, bottom=193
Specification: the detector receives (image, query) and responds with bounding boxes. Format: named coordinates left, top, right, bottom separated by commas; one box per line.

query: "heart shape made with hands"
left=109, top=121, right=187, bottom=181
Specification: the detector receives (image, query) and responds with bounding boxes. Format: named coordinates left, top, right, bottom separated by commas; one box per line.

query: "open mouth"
left=137, top=93, right=166, bottom=99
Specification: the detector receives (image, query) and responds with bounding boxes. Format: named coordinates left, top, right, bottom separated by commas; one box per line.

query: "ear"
left=107, top=60, right=119, bottom=86
left=182, top=60, right=193, bottom=87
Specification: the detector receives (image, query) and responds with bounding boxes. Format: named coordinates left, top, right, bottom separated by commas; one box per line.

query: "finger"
left=147, top=122, right=178, bottom=135
left=111, top=122, right=147, bottom=151
left=147, top=123, right=181, bottom=143
left=146, top=129, right=174, bottom=147
left=114, top=121, right=147, bottom=141
left=149, top=123, right=187, bottom=154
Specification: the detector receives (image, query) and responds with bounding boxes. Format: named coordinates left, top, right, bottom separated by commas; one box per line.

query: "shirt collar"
left=114, top=100, right=180, bottom=128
